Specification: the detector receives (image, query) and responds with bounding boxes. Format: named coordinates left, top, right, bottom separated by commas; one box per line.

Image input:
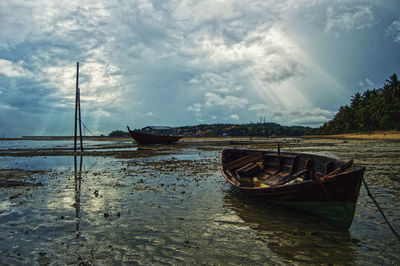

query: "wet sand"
left=0, top=137, right=399, bottom=264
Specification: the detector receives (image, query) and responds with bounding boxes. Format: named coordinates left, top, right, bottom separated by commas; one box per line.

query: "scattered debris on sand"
left=0, top=169, right=45, bottom=187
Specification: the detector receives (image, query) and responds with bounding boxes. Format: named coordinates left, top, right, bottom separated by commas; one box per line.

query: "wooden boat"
left=221, top=148, right=365, bottom=229
left=127, top=126, right=182, bottom=145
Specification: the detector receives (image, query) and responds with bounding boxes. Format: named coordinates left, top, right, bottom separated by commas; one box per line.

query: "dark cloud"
left=0, top=0, right=399, bottom=136
left=0, top=75, right=61, bottom=112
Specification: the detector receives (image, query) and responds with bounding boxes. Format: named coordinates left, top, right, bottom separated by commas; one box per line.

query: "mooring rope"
left=81, top=121, right=97, bottom=137
left=362, top=178, right=400, bottom=242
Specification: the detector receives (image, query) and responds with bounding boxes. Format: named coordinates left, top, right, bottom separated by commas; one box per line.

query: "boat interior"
left=222, top=150, right=349, bottom=188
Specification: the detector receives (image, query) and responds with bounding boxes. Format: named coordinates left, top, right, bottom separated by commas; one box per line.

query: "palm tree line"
left=320, top=73, right=400, bottom=134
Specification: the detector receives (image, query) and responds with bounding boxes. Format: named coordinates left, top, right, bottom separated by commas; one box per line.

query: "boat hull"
left=128, top=129, right=182, bottom=145
left=221, top=149, right=365, bottom=229
left=267, top=200, right=357, bottom=229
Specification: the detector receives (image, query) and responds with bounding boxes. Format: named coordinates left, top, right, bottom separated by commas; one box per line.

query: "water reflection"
left=223, top=189, right=357, bottom=264
left=74, top=155, right=83, bottom=239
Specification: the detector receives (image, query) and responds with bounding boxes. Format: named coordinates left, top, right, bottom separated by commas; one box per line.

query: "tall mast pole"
left=74, top=62, right=84, bottom=152
left=74, top=62, right=79, bottom=153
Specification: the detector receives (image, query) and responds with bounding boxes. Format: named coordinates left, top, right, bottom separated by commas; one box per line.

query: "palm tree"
left=386, top=73, right=399, bottom=88
left=351, top=92, right=362, bottom=108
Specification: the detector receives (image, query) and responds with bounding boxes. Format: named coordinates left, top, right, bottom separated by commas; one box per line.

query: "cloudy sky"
left=0, top=0, right=399, bottom=137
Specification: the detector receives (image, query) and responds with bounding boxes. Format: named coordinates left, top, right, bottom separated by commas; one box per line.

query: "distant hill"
left=320, top=73, right=400, bottom=134
left=175, top=123, right=316, bottom=137
left=110, top=122, right=317, bottom=137
left=108, top=130, right=130, bottom=138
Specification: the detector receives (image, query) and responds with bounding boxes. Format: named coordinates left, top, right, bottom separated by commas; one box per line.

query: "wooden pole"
left=74, top=62, right=83, bottom=152
left=74, top=62, right=79, bottom=153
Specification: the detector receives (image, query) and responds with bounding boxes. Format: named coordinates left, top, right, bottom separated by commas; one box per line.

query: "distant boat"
left=127, top=126, right=182, bottom=145
left=221, top=148, right=365, bottom=229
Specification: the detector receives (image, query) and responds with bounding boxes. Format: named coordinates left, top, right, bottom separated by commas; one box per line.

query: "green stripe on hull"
left=267, top=200, right=357, bottom=229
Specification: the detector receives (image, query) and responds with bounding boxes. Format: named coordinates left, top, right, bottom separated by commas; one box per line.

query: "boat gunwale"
left=220, top=148, right=365, bottom=194
left=222, top=166, right=364, bottom=192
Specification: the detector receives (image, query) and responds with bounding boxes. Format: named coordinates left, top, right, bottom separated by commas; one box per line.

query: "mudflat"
left=0, top=137, right=399, bottom=264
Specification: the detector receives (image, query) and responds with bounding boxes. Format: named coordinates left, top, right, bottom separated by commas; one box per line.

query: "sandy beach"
left=304, top=130, right=400, bottom=140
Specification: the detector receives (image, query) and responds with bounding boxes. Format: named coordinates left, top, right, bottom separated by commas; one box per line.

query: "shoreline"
left=0, top=136, right=288, bottom=142
left=304, top=131, right=400, bottom=140
left=1, top=131, right=400, bottom=142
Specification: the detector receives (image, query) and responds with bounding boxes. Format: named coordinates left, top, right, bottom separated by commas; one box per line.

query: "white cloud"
left=188, top=103, right=203, bottom=117
left=194, top=25, right=303, bottom=84
left=230, top=114, right=240, bottom=120
left=41, top=57, right=123, bottom=110
left=0, top=59, right=30, bottom=77
left=216, top=87, right=230, bottom=93
left=93, top=109, right=111, bottom=117
left=288, top=108, right=334, bottom=118
left=204, top=92, right=248, bottom=109
left=188, top=92, right=248, bottom=119
left=325, top=5, right=375, bottom=34
left=386, top=20, right=400, bottom=44
left=189, top=78, right=200, bottom=84
left=248, top=103, right=273, bottom=114
left=171, top=0, right=238, bottom=25
left=358, top=77, right=375, bottom=88
left=288, top=116, right=330, bottom=126
left=0, top=103, right=18, bottom=110
left=249, top=103, right=334, bottom=126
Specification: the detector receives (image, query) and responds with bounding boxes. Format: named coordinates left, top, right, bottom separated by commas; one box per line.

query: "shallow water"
left=0, top=138, right=399, bottom=265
